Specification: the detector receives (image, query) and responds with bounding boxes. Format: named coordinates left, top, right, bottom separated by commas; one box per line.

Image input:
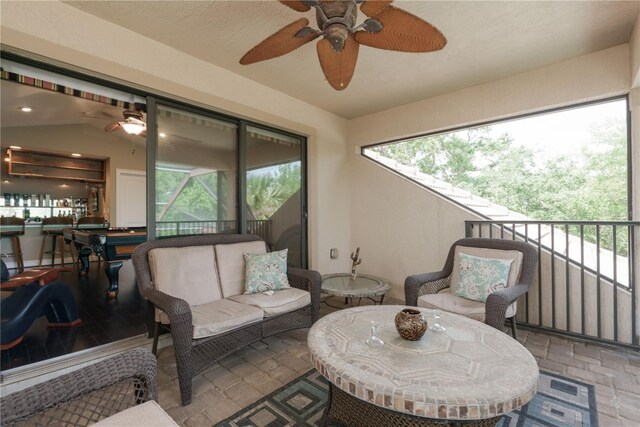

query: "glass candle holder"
left=366, top=320, right=384, bottom=348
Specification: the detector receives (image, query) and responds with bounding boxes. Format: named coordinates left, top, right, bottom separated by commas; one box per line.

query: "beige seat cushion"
left=417, top=288, right=516, bottom=322
left=93, top=400, right=179, bottom=426
left=228, top=288, right=310, bottom=317
left=215, top=241, right=267, bottom=298
left=149, top=246, right=222, bottom=322
left=159, top=298, right=264, bottom=339
left=450, top=246, right=523, bottom=317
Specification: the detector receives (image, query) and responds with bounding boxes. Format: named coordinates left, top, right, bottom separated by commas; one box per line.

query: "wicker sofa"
left=132, top=233, right=322, bottom=406
left=0, top=348, right=175, bottom=426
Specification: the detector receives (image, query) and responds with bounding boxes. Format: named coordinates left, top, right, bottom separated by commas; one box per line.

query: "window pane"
left=156, top=105, right=237, bottom=237
left=246, top=126, right=303, bottom=267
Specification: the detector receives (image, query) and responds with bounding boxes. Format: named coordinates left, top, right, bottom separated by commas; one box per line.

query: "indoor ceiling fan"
left=240, top=0, right=447, bottom=90
left=103, top=108, right=147, bottom=137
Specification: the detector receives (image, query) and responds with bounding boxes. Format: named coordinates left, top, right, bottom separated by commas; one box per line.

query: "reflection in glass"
left=246, top=126, right=303, bottom=267
left=156, top=106, right=237, bottom=237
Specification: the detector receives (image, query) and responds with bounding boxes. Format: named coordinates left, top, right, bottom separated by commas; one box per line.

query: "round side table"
left=321, top=273, right=390, bottom=307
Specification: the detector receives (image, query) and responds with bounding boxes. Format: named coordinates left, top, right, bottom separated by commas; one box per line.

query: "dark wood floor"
left=1, top=260, right=148, bottom=370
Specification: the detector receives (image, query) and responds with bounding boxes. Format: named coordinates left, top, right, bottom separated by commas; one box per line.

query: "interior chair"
left=0, top=216, right=25, bottom=272
left=39, top=216, right=74, bottom=267
left=405, top=237, right=537, bottom=338
left=1, top=259, right=80, bottom=350
left=0, top=348, right=173, bottom=426
left=77, top=215, right=106, bottom=227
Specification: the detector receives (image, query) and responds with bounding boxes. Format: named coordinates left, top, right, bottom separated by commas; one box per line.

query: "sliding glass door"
left=245, top=126, right=305, bottom=268
left=155, top=104, right=238, bottom=237
left=152, top=106, right=307, bottom=267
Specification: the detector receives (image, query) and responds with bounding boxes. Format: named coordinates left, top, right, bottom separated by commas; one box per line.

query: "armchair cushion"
left=417, top=288, right=517, bottom=322
left=244, top=249, right=290, bottom=294
left=450, top=246, right=523, bottom=294
left=159, top=298, right=263, bottom=339
left=215, top=241, right=267, bottom=297
left=149, top=246, right=221, bottom=322
left=453, top=253, right=513, bottom=302
left=229, top=287, right=310, bottom=317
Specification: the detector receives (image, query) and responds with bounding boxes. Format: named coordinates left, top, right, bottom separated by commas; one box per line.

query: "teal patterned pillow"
left=244, top=249, right=290, bottom=294
left=454, top=253, right=513, bottom=302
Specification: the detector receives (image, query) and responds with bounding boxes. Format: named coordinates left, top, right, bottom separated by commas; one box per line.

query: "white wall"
left=0, top=0, right=352, bottom=273
left=348, top=45, right=635, bottom=298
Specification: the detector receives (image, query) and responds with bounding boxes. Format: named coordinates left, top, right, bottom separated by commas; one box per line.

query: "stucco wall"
left=0, top=0, right=351, bottom=273
left=348, top=45, right=635, bottom=298
left=631, top=10, right=640, bottom=88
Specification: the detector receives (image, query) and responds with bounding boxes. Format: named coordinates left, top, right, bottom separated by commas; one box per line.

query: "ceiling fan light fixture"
left=122, top=122, right=146, bottom=135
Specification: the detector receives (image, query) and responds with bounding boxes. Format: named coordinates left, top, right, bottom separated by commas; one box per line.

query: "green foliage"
left=156, top=169, right=220, bottom=221
left=371, top=119, right=629, bottom=255
left=247, top=162, right=301, bottom=220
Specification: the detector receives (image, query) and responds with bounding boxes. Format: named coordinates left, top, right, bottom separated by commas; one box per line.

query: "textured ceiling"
left=64, top=1, right=639, bottom=119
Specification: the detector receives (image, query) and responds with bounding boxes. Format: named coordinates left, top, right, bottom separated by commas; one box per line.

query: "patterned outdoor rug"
left=216, top=369, right=598, bottom=427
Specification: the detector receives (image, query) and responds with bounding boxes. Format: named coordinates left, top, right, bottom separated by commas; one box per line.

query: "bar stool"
left=39, top=217, right=74, bottom=267
left=0, top=217, right=25, bottom=273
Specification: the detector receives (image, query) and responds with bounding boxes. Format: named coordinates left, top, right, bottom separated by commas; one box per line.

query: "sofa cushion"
left=228, top=288, right=310, bottom=317
left=244, top=249, right=290, bottom=294
left=417, top=288, right=516, bottom=322
left=450, top=246, right=523, bottom=295
left=93, top=400, right=179, bottom=426
left=215, top=241, right=267, bottom=298
left=159, top=298, right=264, bottom=339
left=149, top=246, right=221, bottom=317
left=454, top=253, right=513, bottom=302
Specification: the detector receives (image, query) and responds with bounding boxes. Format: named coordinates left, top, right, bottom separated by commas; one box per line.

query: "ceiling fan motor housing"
left=317, top=0, right=357, bottom=52
left=123, top=110, right=144, bottom=121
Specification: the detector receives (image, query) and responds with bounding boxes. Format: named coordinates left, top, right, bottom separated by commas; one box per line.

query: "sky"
left=487, top=98, right=626, bottom=158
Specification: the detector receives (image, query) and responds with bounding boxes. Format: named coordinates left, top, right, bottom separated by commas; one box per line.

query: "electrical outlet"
left=330, top=248, right=338, bottom=259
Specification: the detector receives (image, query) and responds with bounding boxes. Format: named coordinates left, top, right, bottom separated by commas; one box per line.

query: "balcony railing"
left=156, top=220, right=272, bottom=243
left=465, top=220, right=639, bottom=349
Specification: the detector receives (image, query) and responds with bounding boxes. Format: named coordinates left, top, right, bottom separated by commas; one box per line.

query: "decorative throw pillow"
left=454, top=253, right=513, bottom=302
left=244, top=249, right=290, bottom=294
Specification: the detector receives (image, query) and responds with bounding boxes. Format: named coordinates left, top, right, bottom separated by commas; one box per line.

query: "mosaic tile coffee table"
left=308, top=305, right=539, bottom=427
left=321, top=273, right=390, bottom=307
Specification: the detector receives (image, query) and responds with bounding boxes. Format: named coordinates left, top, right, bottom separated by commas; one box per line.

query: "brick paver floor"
left=156, top=298, right=640, bottom=426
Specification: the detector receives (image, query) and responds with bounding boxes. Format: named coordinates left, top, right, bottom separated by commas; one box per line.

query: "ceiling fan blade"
left=354, top=5, right=446, bottom=52
left=99, top=111, right=116, bottom=119
left=240, top=18, right=319, bottom=65
left=279, top=0, right=311, bottom=12
left=360, top=0, right=393, bottom=17
left=104, top=122, right=121, bottom=133
left=316, top=35, right=359, bottom=90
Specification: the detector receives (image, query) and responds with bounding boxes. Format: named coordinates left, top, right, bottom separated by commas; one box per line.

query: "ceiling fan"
left=103, top=108, right=147, bottom=137
left=240, top=0, right=446, bottom=90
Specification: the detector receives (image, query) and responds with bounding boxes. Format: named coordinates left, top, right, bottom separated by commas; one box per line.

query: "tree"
left=370, top=118, right=628, bottom=254
left=247, top=162, right=301, bottom=220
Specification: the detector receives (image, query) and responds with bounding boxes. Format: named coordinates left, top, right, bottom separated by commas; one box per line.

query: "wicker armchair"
left=0, top=348, right=157, bottom=426
left=132, top=233, right=322, bottom=406
left=405, top=238, right=537, bottom=337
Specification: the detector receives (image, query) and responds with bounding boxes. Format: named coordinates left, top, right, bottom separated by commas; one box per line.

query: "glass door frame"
left=147, top=97, right=309, bottom=268
left=0, top=52, right=309, bottom=267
